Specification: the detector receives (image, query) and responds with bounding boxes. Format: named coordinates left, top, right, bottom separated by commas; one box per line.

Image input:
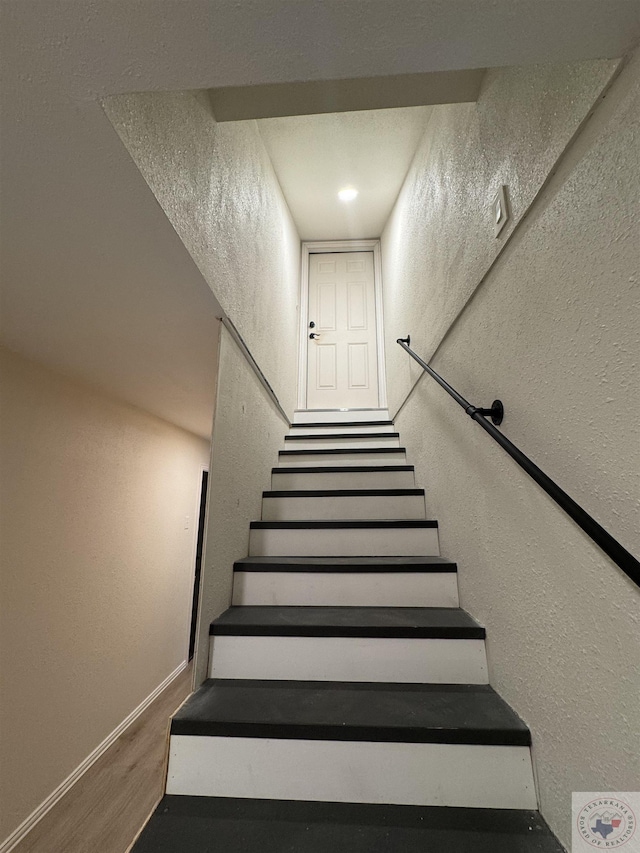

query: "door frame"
left=297, top=239, right=387, bottom=411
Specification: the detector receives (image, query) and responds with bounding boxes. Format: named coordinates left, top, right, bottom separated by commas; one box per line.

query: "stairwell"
left=131, top=409, right=565, bottom=852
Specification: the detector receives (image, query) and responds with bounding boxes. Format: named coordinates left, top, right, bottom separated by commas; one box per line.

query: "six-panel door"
left=307, top=251, right=379, bottom=409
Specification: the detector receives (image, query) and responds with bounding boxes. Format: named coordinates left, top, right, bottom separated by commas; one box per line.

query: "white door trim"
left=297, top=240, right=387, bottom=411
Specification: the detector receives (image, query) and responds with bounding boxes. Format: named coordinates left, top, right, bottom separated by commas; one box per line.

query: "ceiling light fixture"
left=338, top=186, right=358, bottom=202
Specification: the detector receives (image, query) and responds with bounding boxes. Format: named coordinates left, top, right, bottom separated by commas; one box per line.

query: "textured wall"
left=103, top=92, right=301, bottom=416
left=383, top=54, right=640, bottom=847
left=382, top=58, right=621, bottom=414
left=0, top=347, right=210, bottom=841
left=193, top=325, right=289, bottom=685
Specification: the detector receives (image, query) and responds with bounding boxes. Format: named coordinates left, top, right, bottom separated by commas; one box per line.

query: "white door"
left=306, top=251, right=379, bottom=409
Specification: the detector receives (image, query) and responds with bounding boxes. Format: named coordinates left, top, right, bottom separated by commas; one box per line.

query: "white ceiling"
left=257, top=107, right=433, bottom=240
left=2, top=0, right=639, bottom=435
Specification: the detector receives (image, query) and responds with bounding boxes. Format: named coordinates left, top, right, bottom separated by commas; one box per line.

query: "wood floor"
left=13, top=665, right=192, bottom=853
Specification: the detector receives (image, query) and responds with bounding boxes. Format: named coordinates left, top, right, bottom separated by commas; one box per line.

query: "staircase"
left=131, top=410, right=565, bottom=852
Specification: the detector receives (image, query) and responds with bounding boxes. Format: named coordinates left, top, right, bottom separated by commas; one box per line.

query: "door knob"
left=309, top=321, right=316, bottom=328
left=309, top=333, right=320, bottom=340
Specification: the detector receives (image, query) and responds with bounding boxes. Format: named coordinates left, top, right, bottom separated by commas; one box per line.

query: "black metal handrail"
left=397, top=335, right=640, bottom=588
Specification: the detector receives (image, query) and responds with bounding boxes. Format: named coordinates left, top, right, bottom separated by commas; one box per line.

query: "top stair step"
left=291, top=420, right=394, bottom=428
left=293, top=409, right=390, bottom=424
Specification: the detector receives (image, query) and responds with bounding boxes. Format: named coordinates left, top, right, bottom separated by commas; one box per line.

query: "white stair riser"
left=249, top=526, right=440, bottom=557
left=278, top=451, right=406, bottom=467
left=293, top=410, right=390, bottom=424
left=167, top=737, right=538, bottom=810
left=289, top=424, right=395, bottom=436
left=284, top=436, right=400, bottom=451
left=262, top=494, right=426, bottom=521
left=208, top=636, right=487, bottom=683
left=272, top=470, right=416, bottom=490
left=232, top=571, right=459, bottom=607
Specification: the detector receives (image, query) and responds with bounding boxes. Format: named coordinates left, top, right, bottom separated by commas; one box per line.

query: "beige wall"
left=381, top=53, right=640, bottom=847
left=0, top=347, right=211, bottom=843
left=193, top=324, right=290, bottom=685
left=103, top=92, right=301, bottom=417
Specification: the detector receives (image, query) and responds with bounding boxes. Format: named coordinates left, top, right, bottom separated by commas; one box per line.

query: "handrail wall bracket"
left=472, top=400, right=504, bottom=426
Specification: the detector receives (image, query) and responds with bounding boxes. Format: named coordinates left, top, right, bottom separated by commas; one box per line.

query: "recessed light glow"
left=338, top=186, right=358, bottom=202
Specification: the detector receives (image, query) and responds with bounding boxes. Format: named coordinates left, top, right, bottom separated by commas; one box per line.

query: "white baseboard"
left=0, top=660, right=188, bottom=853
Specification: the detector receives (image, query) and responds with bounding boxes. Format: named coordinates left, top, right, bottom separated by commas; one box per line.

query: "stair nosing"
left=279, top=448, right=406, bottom=456
left=210, top=624, right=484, bottom=639
left=290, top=421, right=394, bottom=429
left=273, top=465, right=415, bottom=474
left=171, top=721, right=528, bottom=745
left=210, top=605, right=484, bottom=638
left=285, top=432, right=400, bottom=440
left=262, top=489, right=424, bottom=498
left=234, top=556, right=456, bottom=573
left=250, top=519, right=437, bottom=529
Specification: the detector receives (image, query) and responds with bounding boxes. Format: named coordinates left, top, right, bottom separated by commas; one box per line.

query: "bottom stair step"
left=131, top=796, right=565, bottom=853
left=166, top=680, right=536, bottom=808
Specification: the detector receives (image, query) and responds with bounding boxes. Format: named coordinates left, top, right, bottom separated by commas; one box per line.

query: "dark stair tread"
left=250, top=519, right=437, bottom=529
left=131, top=797, right=564, bottom=853
left=234, top=556, right=456, bottom=572
left=263, top=488, right=425, bottom=497
left=279, top=448, right=406, bottom=456
left=290, top=421, right=394, bottom=428
left=274, top=465, right=415, bottom=473
left=171, top=680, right=531, bottom=745
left=285, top=432, right=400, bottom=440
left=210, top=605, right=483, bottom=638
